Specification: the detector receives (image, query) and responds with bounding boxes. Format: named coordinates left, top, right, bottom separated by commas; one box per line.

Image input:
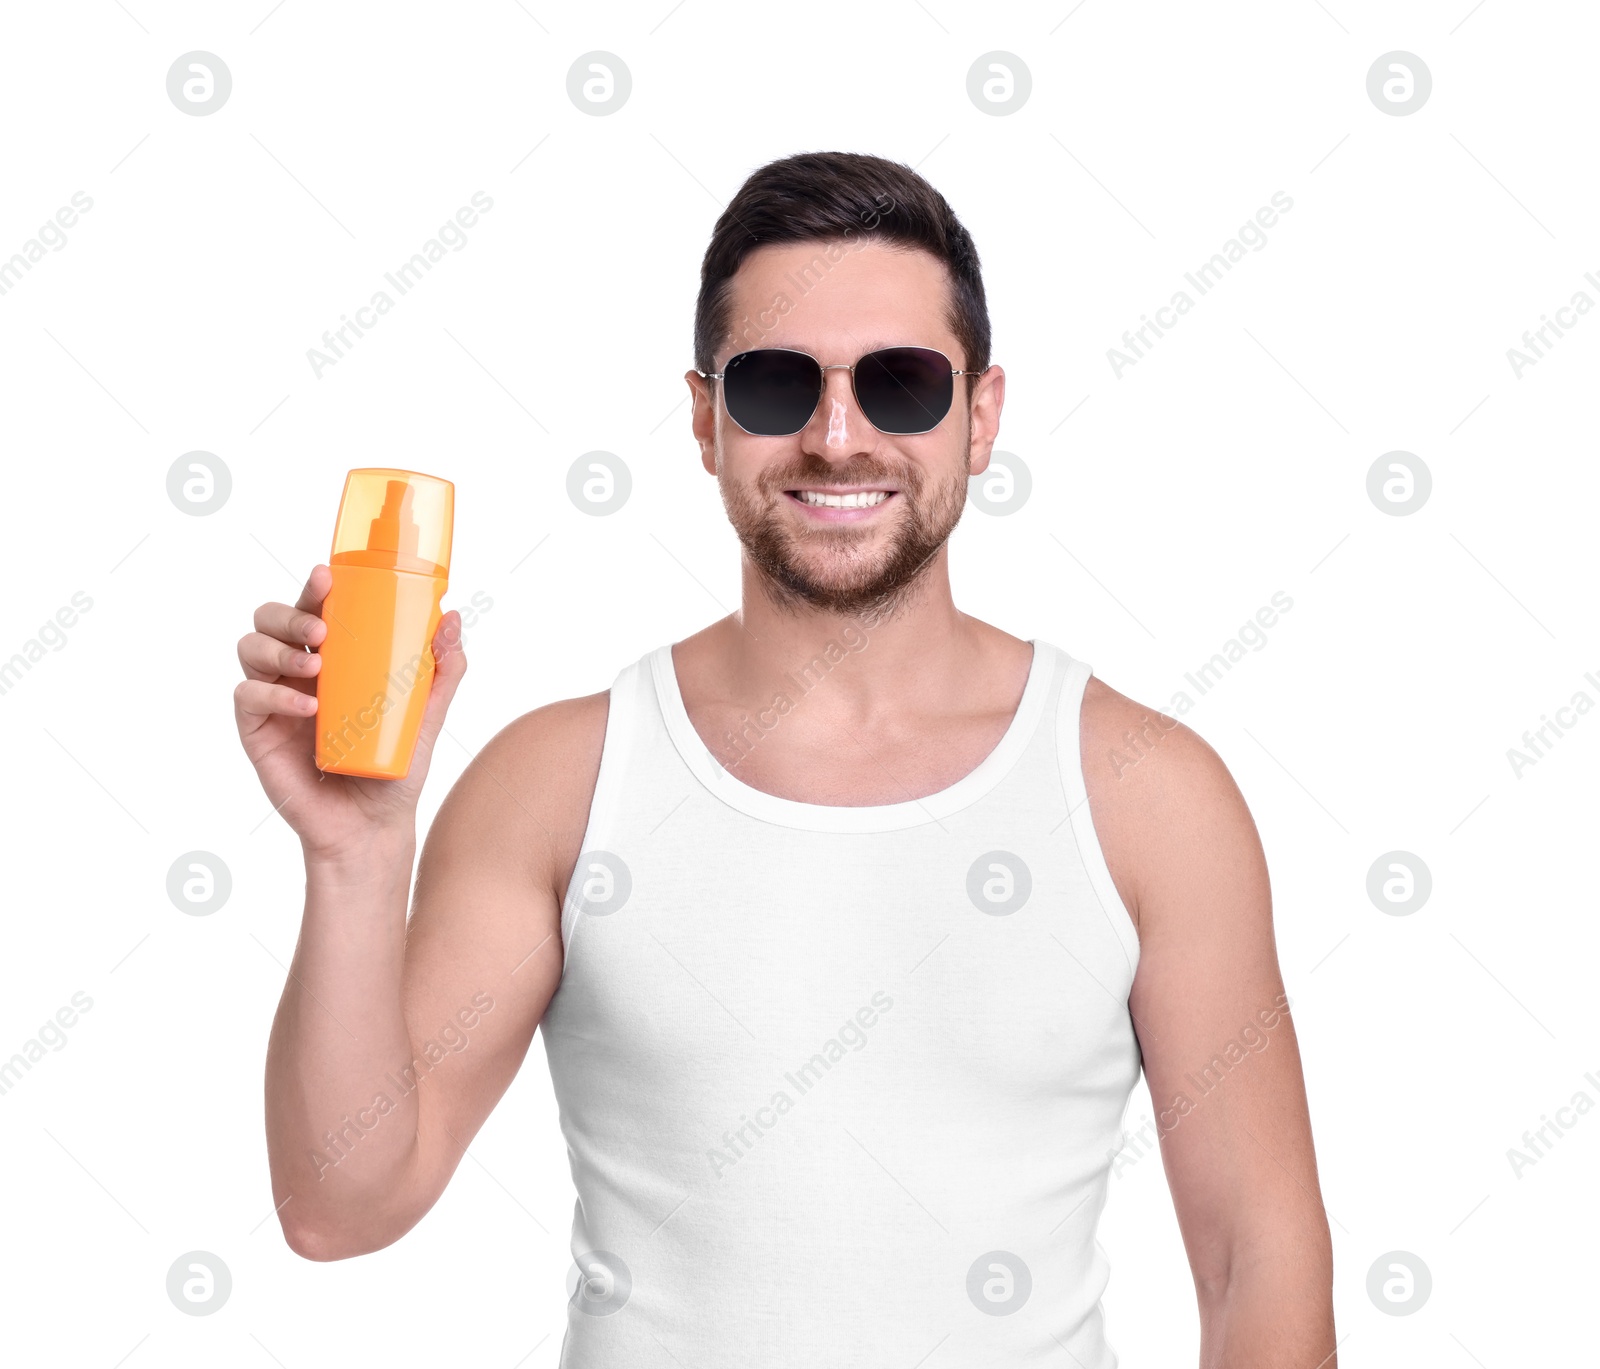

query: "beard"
left=719, top=440, right=970, bottom=622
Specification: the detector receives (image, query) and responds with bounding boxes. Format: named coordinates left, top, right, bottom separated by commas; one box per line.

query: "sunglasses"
left=697, top=346, right=987, bottom=437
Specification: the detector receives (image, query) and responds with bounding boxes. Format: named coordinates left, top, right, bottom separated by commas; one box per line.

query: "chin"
left=761, top=548, right=922, bottom=615
left=782, top=541, right=888, bottom=586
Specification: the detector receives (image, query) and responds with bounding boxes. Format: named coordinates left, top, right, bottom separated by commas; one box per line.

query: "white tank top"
left=539, top=637, right=1142, bottom=1366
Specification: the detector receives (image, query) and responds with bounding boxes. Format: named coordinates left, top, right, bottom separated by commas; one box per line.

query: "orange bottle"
left=314, top=469, right=454, bottom=780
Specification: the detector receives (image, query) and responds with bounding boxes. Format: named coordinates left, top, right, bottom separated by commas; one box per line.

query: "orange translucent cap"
left=329, top=468, right=453, bottom=575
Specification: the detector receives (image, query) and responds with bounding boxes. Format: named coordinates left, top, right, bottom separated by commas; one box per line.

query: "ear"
left=686, top=369, right=717, bottom=475
left=965, top=364, right=1005, bottom=475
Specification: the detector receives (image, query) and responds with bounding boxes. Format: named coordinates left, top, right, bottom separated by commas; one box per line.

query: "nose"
left=808, top=364, right=868, bottom=453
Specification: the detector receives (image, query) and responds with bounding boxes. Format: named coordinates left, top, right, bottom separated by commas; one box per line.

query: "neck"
left=713, top=546, right=979, bottom=718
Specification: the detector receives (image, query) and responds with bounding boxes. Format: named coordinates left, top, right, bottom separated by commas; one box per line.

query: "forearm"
left=1197, top=1233, right=1336, bottom=1369
left=265, top=835, right=425, bottom=1257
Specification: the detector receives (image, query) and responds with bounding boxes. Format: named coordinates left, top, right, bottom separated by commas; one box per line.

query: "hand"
left=234, top=564, right=468, bottom=862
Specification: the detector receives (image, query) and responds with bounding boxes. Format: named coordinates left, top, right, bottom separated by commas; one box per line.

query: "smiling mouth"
left=787, top=489, right=896, bottom=509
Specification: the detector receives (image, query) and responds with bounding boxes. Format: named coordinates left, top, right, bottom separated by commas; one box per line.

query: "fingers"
left=234, top=677, right=320, bottom=720
left=294, top=563, right=331, bottom=615
left=238, top=631, right=323, bottom=684
left=242, top=569, right=329, bottom=683
left=252, top=598, right=326, bottom=650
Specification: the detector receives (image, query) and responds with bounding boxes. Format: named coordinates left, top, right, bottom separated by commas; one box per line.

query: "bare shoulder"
left=431, top=689, right=611, bottom=902
left=1079, top=674, right=1261, bottom=934
left=488, top=689, right=612, bottom=784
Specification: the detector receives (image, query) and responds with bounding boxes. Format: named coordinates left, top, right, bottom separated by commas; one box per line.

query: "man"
left=239, top=150, right=1335, bottom=1366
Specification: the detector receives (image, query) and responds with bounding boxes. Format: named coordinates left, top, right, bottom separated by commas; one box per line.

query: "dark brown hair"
left=693, top=151, right=991, bottom=382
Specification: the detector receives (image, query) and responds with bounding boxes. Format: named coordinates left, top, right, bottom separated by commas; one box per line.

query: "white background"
left=0, top=1, right=1594, bottom=1364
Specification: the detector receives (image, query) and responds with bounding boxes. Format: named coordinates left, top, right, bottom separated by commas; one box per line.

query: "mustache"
left=761, top=455, right=920, bottom=492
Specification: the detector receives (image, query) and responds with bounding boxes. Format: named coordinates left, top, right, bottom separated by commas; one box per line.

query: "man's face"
left=688, top=239, right=1003, bottom=618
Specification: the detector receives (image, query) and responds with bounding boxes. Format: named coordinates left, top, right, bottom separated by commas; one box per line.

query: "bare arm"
left=384, top=692, right=606, bottom=1249
left=1084, top=680, right=1336, bottom=1367
left=241, top=564, right=606, bottom=1259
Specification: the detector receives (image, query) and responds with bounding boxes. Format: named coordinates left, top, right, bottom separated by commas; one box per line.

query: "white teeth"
left=795, top=490, right=891, bottom=508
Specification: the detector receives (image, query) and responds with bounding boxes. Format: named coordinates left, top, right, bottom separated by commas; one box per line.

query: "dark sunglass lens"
left=722, top=350, right=820, bottom=435
left=855, top=348, right=954, bottom=434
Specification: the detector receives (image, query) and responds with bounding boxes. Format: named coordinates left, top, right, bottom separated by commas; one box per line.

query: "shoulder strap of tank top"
left=561, top=651, right=651, bottom=952
left=1054, top=652, right=1142, bottom=979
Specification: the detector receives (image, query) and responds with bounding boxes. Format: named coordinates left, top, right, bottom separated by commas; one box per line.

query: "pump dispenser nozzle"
left=328, top=469, right=451, bottom=576
left=368, top=479, right=421, bottom=559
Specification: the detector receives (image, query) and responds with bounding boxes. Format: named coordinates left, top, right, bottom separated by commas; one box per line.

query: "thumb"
left=412, top=611, right=469, bottom=755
